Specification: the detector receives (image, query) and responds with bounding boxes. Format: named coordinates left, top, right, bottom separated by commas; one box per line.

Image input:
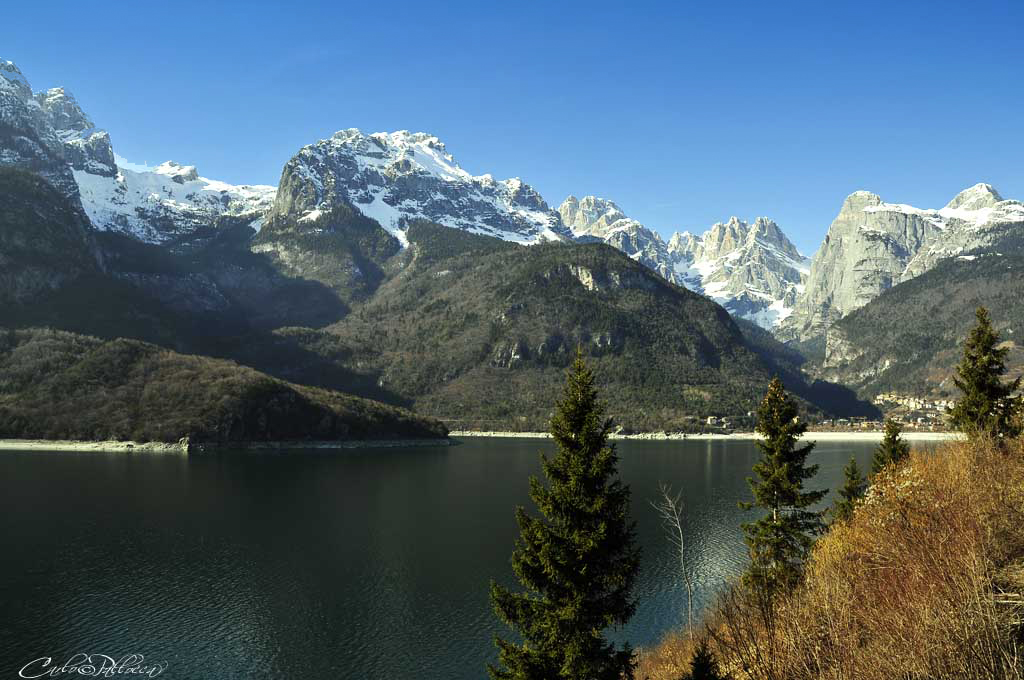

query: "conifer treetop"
left=948, top=307, right=1022, bottom=438
left=489, top=349, right=640, bottom=680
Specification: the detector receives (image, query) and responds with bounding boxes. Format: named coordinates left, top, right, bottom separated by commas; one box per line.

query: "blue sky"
left=4, top=0, right=1022, bottom=252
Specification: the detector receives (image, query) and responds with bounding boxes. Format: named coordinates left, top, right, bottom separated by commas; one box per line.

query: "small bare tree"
left=651, top=482, right=699, bottom=641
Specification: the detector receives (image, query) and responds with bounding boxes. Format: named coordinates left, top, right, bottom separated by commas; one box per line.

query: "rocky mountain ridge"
left=265, top=128, right=571, bottom=247
left=5, top=57, right=1021, bottom=359
left=781, top=183, right=1024, bottom=341
left=558, top=195, right=810, bottom=328
left=0, top=58, right=819, bottom=332
left=558, top=195, right=679, bottom=282
left=0, top=59, right=275, bottom=244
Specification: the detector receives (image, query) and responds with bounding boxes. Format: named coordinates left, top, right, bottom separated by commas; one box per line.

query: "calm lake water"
left=0, top=437, right=916, bottom=679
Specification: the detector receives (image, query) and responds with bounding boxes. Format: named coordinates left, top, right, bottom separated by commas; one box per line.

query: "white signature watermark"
left=18, top=654, right=167, bottom=678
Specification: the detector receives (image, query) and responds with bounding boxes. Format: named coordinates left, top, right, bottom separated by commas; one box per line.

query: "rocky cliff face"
left=266, top=128, right=571, bottom=247
left=780, top=184, right=1024, bottom=341
left=557, top=195, right=809, bottom=329
left=668, top=216, right=810, bottom=328
left=35, top=87, right=117, bottom=178
left=0, top=168, right=100, bottom=304
left=558, top=196, right=678, bottom=282
left=0, top=59, right=276, bottom=244
left=0, top=60, right=81, bottom=201
left=73, top=160, right=276, bottom=243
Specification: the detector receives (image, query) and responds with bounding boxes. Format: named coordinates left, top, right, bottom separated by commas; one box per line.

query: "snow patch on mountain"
left=267, top=128, right=570, bottom=246
left=75, top=162, right=276, bottom=243
left=781, top=183, right=1024, bottom=341
left=557, top=196, right=808, bottom=328
left=666, top=216, right=810, bottom=328
left=1, top=59, right=277, bottom=243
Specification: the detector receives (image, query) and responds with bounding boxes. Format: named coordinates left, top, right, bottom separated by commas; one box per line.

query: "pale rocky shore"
left=0, top=438, right=453, bottom=453
left=0, top=439, right=188, bottom=453
left=0, top=431, right=960, bottom=453
left=450, top=430, right=963, bottom=442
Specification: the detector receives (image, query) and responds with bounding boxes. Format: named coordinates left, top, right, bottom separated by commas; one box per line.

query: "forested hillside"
left=0, top=328, right=447, bottom=444
left=820, top=254, right=1024, bottom=397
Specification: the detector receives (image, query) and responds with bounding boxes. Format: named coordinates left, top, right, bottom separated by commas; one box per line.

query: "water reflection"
left=0, top=438, right=882, bottom=679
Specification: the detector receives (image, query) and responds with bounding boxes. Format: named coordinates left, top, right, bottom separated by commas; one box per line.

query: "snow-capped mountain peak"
left=780, top=183, right=1024, bottom=340
left=558, top=195, right=807, bottom=328
left=667, top=216, right=809, bottom=328
left=944, top=182, right=1002, bottom=211
left=0, top=59, right=276, bottom=243
left=0, top=59, right=31, bottom=97
left=0, top=58, right=82, bottom=199
left=152, top=160, right=200, bottom=183
left=266, top=128, right=570, bottom=246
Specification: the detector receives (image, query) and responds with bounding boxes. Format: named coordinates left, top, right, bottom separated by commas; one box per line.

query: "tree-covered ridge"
left=324, top=228, right=777, bottom=431
left=821, top=254, right=1024, bottom=397
left=0, top=328, right=447, bottom=444
left=0, top=167, right=875, bottom=433
left=252, top=201, right=402, bottom=304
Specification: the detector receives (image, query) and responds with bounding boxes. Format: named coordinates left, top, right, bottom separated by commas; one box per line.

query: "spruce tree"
left=742, top=378, right=827, bottom=595
left=684, top=637, right=726, bottom=680
left=489, top=350, right=640, bottom=680
left=830, top=457, right=865, bottom=523
left=872, top=418, right=910, bottom=475
left=948, top=307, right=1022, bottom=438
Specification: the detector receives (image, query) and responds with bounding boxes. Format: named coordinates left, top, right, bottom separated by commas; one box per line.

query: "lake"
left=0, top=437, right=916, bottom=678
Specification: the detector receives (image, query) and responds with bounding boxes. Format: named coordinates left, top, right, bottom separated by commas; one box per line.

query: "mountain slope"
left=818, top=254, right=1024, bottom=397
left=267, top=128, right=571, bottom=247
left=74, top=159, right=275, bottom=243
left=0, top=168, right=348, bottom=352
left=558, top=195, right=809, bottom=329
left=0, top=58, right=275, bottom=243
left=781, top=184, right=1024, bottom=341
left=0, top=168, right=99, bottom=303
left=0, top=328, right=447, bottom=443
left=275, top=221, right=836, bottom=431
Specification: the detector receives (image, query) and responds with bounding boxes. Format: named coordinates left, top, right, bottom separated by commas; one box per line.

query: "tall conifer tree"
left=872, top=418, right=910, bottom=475
left=831, top=457, right=866, bottom=523
left=742, top=378, right=826, bottom=595
left=684, top=638, right=726, bottom=680
left=489, top=350, right=640, bottom=680
left=948, top=307, right=1022, bottom=438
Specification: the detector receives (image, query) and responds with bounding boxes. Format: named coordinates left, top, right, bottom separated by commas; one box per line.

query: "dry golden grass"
left=637, top=438, right=1024, bottom=680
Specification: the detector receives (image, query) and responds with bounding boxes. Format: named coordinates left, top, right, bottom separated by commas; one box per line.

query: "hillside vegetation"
left=638, top=437, right=1024, bottom=679
left=0, top=328, right=447, bottom=444
left=821, top=254, right=1024, bottom=397
left=321, top=223, right=777, bottom=431
left=0, top=174, right=876, bottom=432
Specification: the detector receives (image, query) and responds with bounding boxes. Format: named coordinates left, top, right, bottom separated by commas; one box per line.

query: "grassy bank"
left=638, top=437, right=1024, bottom=680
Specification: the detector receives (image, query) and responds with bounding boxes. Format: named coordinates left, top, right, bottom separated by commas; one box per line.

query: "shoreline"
left=0, top=431, right=963, bottom=452
left=0, top=438, right=454, bottom=453
left=450, top=430, right=963, bottom=442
